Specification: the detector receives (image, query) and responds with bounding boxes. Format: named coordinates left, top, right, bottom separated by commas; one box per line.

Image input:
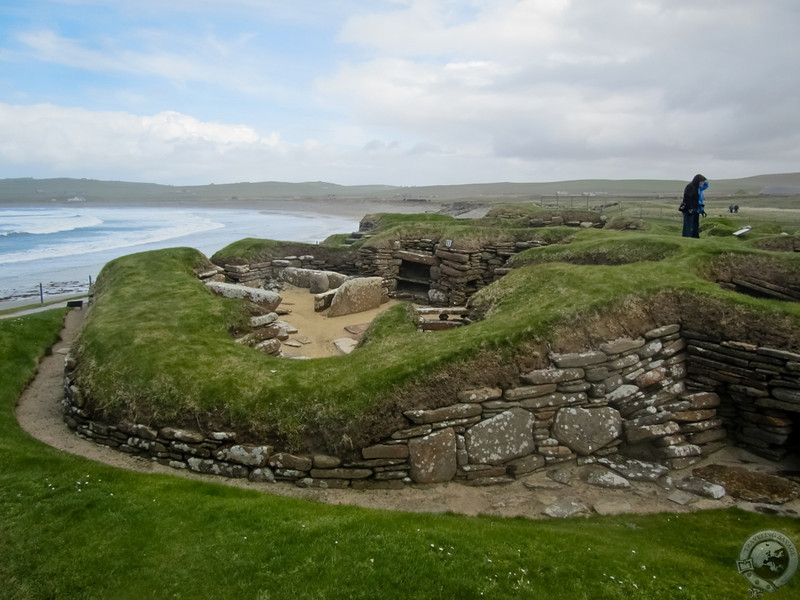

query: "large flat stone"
left=549, top=351, right=607, bottom=368
left=599, top=337, right=645, bottom=355
left=675, top=476, right=726, bottom=499
left=596, top=456, right=669, bottom=481
left=552, top=406, right=621, bottom=455
left=405, top=403, right=483, bottom=425
left=205, top=281, right=282, bottom=311
left=409, top=428, right=457, bottom=483
left=605, top=384, right=640, bottom=405
left=625, top=420, right=680, bottom=444
left=586, top=469, right=630, bottom=489
left=521, top=368, right=584, bottom=385
left=466, top=408, right=535, bottom=466
left=213, top=444, right=273, bottom=467
left=544, top=498, right=590, bottom=518
left=327, top=277, right=384, bottom=317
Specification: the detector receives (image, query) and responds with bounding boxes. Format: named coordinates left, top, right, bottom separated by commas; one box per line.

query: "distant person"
left=729, top=204, right=734, bottom=213
left=679, top=174, right=708, bottom=238
left=734, top=204, right=739, bottom=213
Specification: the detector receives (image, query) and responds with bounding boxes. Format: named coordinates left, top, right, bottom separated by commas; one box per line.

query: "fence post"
left=39, top=283, right=44, bottom=304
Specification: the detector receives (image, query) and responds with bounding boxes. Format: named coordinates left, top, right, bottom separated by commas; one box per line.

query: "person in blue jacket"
left=679, top=174, right=708, bottom=238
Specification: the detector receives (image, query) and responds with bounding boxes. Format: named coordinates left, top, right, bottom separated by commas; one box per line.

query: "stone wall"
left=219, top=254, right=358, bottom=288
left=354, top=238, right=549, bottom=306
left=214, top=235, right=551, bottom=307
left=62, top=323, right=798, bottom=490
left=682, top=330, right=800, bottom=461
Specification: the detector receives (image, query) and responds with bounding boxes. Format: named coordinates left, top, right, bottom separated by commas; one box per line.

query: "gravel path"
left=14, top=308, right=800, bottom=519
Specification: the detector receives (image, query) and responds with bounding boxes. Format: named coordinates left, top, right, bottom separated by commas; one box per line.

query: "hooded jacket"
left=680, top=174, right=707, bottom=214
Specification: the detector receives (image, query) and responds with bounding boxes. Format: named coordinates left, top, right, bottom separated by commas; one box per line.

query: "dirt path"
left=14, top=307, right=800, bottom=519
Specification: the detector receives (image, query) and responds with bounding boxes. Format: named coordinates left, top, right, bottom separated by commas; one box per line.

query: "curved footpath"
left=14, top=309, right=800, bottom=519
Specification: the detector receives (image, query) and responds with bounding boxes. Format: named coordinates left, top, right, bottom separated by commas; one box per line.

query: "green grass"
left=2, top=310, right=799, bottom=599
left=74, top=213, right=800, bottom=450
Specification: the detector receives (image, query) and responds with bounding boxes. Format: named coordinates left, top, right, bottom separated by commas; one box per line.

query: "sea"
left=0, top=205, right=360, bottom=309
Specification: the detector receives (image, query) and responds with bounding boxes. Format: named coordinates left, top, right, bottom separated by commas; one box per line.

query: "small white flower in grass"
left=370, top=558, right=374, bottom=563
left=641, top=565, right=646, bottom=570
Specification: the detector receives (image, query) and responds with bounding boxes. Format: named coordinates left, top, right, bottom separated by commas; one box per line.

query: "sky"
left=1, top=0, right=799, bottom=186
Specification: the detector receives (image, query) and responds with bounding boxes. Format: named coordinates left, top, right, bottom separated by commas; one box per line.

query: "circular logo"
left=737, top=530, right=798, bottom=593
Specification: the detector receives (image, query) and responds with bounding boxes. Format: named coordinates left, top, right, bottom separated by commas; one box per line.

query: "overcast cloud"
left=1, top=0, right=799, bottom=185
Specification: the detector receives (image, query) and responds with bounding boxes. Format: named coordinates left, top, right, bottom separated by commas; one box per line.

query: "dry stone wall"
left=354, top=238, right=549, bottom=306
left=219, top=254, right=358, bottom=289
left=682, top=330, right=800, bottom=461
left=62, top=323, right=797, bottom=490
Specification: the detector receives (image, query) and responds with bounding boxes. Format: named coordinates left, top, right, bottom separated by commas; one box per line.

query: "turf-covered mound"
left=72, top=215, right=800, bottom=455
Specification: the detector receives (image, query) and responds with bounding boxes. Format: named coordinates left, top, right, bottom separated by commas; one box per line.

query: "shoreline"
left=0, top=198, right=450, bottom=313
left=0, top=196, right=444, bottom=219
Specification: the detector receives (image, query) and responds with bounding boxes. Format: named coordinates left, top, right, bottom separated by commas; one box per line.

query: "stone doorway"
left=396, top=259, right=432, bottom=301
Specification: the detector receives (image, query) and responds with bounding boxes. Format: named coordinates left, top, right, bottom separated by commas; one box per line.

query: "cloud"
left=3, top=1, right=800, bottom=184
left=320, top=0, right=800, bottom=178
left=0, top=103, right=281, bottom=180
left=14, top=28, right=287, bottom=98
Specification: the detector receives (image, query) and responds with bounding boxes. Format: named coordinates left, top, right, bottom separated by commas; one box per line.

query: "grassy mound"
left=73, top=211, right=800, bottom=453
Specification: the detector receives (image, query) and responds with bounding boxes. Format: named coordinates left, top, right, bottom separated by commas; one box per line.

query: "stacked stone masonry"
left=354, top=239, right=550, bottom=306
left=682, top=330, right=800, bottom=461
left=209, top=236, right=556, bottom=308
left=63, top=324, right=798, bottom=489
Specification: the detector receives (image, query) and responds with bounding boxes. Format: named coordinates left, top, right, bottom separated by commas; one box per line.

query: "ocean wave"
left=0, top=209, right=104, bottom=236
left=0, top=208, right=225, bottom=266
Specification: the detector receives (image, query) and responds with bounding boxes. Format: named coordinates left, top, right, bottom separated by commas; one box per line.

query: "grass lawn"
left=2, top=310, right=799, bottom=599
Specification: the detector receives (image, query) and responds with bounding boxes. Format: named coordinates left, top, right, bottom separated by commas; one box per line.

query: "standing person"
left=679, top=174, right=708, bottom=238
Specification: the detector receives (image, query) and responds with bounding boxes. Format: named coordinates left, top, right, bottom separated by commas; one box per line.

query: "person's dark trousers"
left=682, top=212, right=700, bottom=238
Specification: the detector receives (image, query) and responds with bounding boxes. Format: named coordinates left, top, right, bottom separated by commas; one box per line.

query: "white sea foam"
left=0, top=209, right=104, bottom=236
left=0, top=206, right=360, bottom=305
left=0, top=208, right=225, bottom=265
